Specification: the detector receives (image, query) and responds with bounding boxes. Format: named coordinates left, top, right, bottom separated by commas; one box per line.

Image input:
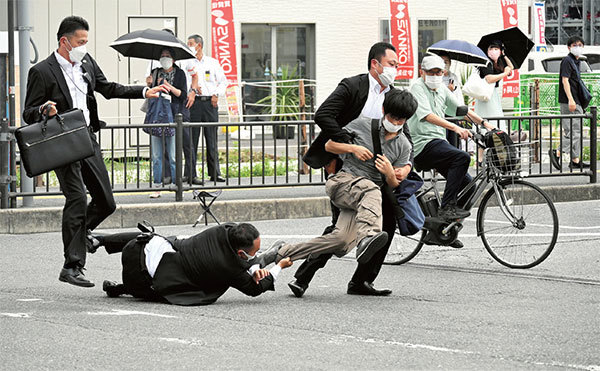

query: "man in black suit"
left=22, top=16, right=165, bottom=288
left=292, top=42, right=413, bottom=297
left=95, top=223, right=292, bottom=305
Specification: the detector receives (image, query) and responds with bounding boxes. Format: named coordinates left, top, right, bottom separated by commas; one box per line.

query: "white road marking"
left=0, top=313, right=30, bottom=318
left=16, top=298, right=43, bottom=302
left=159, top=337, right=205, bottom=346
left=87, top=309, right=177, bottom=318
left=330, top=334, right=600, bottom=370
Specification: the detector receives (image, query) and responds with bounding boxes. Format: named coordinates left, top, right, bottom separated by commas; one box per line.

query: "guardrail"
left=1, top=108, right=597, bottom=209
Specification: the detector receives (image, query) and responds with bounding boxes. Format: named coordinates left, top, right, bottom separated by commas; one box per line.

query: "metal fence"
left=1, top=108, right=597, bottom=209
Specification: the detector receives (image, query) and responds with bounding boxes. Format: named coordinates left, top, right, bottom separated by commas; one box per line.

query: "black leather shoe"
left=548, top=149, right=561, bottom=170
left=356, top=231, right=388, bottom=264
left=59, top=267, right=94, bottom=287
left=103, top=280, right=124, bottom=298
left=347, top=281, right=392, bottom=296
left=449, top=239, right=464, bottom=248
left=288, top=280, right=308, bottom=298
left=569, top=160, right=590, bottom=169
left=86, top=229, right=104, bottom=254
left=192, top=177, right=204, bottom=185
left=439, top=204, right=470, bottom=221
left=210, top=176, right=226, bottom=182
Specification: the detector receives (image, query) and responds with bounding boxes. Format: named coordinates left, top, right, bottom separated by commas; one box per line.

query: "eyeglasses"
left=424, top=70, right=444, bottom=76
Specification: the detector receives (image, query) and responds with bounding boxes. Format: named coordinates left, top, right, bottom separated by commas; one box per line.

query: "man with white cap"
left=407, top=54, right=493, bottom=246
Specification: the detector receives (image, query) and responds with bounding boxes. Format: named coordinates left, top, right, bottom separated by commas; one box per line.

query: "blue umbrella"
left=427, top=40, right=490, bottom=67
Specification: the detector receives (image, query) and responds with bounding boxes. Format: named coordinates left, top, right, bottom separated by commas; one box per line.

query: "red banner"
left=389, top=0, right=414, bottom=80
left=500, top=0, right=520, bottom=98
left=211, top=0, right=240, bottom=117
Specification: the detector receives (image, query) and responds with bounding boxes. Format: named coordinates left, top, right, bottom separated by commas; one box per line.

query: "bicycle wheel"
left=384, top=230, right=425, bottom=265
left=477, top=178, right=558, bottom=268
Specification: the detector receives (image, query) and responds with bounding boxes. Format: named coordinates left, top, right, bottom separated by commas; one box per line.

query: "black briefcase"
left=15, top=108, right=95, bottom=177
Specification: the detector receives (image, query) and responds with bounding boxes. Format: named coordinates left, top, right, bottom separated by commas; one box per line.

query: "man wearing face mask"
left=259, top=91, right=417, bottom=288
left=407, top=55, right=493, bottom=244
left=293, top=42, right=414, bottom=297
left=93, top=223, right=292, bottom=305
left=549, top=35, right=590, bottom=170
left=23, top=16, right=166, bottom=288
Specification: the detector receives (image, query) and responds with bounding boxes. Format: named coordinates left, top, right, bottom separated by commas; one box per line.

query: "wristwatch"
left=191, top=88, right=199, bottom=94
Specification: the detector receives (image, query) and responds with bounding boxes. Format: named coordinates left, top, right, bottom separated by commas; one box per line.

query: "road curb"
left=1, top=183, right=598, bottom=234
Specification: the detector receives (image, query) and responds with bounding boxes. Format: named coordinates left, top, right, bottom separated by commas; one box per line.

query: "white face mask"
left=570, top=46, right=584, bottom=57
left=376, top=61, right=397, bottom=86
left=240, top=250, right=257, bottom=261
left=424, top=74, right=443, bottom=90
left=382, top=118, right=403, bottom=133
left=160, top=57, right=174, bottom=70
left=66, top=39, right=87, bottom=64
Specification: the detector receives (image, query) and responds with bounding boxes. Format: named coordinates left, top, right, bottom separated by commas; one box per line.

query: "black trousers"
left=293, top=187, right=397, bottom=286
left=188, top=99, right=221, bottom=179
left=414, top=139, right=472, bottom=208
left=54, top=131, right=116, bottom=269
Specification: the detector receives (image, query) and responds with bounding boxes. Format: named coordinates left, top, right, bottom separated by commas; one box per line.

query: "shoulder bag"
left=462, top=68, right=495, bottom=102
left=370, top=119, right=425, bottom=236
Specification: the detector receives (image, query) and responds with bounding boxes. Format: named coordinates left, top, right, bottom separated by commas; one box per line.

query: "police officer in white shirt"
left=186, top=34, right=228, bottom=183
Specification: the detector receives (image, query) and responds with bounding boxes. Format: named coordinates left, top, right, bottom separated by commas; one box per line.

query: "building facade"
left=22, top=0, right=539, bottom=121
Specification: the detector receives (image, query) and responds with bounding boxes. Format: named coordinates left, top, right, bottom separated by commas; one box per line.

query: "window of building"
left=418, top=19, right=447, bottom=63
left=241, top=24, right=315, bottom=120
left=380, top=19, right=391, bottom=43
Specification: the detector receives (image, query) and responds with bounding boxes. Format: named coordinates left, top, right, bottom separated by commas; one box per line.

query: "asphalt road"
left=1, top=200, right=599, bottom=370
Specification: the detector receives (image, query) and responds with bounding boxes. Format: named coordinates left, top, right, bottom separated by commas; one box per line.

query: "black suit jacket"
left=23, top=52, right=145, bottom=132
left=151, top=224, right=275, bottom=306
left=303, top=73, right=413, bottom=169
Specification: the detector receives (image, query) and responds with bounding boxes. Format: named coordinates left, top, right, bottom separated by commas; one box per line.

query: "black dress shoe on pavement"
left=210, top=176, right=226, bottom=182
left=59, top=267, right=94, bottom=287
left=253, top=240, right=286, bottom=268
left=548, top=149, right=561, bottom=171
left=192, top=177, right=204, bottom=185
left=288, top=280, right=309, bottom=298
left=182, top=176, right=189, bottom=183
left=347, top=281, right=392, bottom=296
left=569, top=160, right=590, bottom=169
left=103, top=280, right=125, bottom=298
left=438, top=204, right=470, bottom=221
left=449, top=239, right=464, bottom=249
left=355, top=231, right=388, bottom=264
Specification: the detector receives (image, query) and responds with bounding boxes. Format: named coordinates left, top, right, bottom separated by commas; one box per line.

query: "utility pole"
left=17, top=0, right=33, bottom=206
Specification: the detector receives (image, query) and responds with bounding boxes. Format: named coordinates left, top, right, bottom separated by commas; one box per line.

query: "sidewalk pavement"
left=1, top=171, right=598, bottom=234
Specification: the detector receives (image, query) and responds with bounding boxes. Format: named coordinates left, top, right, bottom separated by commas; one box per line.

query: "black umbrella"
left=109, top=29, right=195, bottom=61
left=477, top=27, right=534, bottom=69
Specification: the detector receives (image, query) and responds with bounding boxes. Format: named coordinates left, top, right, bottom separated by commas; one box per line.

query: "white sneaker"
left=149, top=191, right=161, bottom=199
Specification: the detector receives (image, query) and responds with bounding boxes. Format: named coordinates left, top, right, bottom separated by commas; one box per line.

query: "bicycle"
left=386, top=124, right=559, bottom=269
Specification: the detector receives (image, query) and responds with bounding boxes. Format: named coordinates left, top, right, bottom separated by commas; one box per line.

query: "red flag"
left=500, top=0, right=520, bottom=98
left=211, top=0, right=240, bottom=117
left=389, top=0, right=414, bottom=80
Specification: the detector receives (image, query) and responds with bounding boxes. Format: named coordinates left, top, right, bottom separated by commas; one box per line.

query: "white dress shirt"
left=195, top=55, right=228, bottom=97
left=144, top=235, right=176, bottom=278
left=360, top=73, right=390, bottom=119
left=54, top=51, right=90, bottom=125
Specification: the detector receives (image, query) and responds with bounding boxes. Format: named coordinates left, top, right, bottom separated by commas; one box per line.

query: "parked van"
left=523, top=45, right=600, bottom=74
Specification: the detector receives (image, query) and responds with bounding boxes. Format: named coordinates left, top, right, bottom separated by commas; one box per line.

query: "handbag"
left=15, top=108, right=95, bottom=177
left=143, top=93, right=175, bottom=137
left=462, top=68, right=495, bottom=102
left=370, top=119, right=425, bottom=236
left=578, top=79, right=592, bottom=110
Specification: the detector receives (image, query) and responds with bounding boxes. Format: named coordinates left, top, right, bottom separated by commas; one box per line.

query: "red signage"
left=389, top=0, right=414, bottom=80
left=211, top=0, right=240, bottom=117
left=211, top=0, right=238, bottom=83
left=500, top=0, right=520, bottom=98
